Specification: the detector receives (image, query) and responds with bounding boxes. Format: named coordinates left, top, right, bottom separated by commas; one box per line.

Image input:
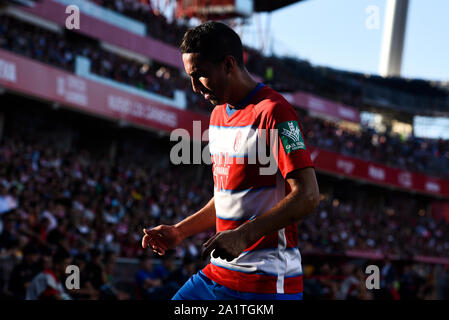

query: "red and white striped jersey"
left=202, top=83, right=314, bottom=294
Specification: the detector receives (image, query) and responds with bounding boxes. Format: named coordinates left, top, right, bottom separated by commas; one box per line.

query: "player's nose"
left=191, top=78, right=202, bottom=94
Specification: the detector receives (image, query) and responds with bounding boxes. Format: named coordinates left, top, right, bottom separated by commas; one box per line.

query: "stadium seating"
left=0, top=2, right=449, bottom=300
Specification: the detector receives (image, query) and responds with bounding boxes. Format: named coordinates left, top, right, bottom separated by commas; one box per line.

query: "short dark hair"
left=89, top=248, right=102, bottom=259
left=139, top=255, right=152, bottom=264
left=180, top=21, right=244, bottom=68
left=53, top=248, right=71, bottom=265
left=23, top=244, right=39, bottom=256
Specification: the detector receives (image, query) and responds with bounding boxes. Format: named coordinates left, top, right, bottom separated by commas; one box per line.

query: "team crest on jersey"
left=277, top=120, right=306, bottom=154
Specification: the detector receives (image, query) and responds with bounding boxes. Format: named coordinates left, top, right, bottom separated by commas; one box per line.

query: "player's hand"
left=201, top=229, right=250, bottom=262
left=141, top=225, right=184, bottom=255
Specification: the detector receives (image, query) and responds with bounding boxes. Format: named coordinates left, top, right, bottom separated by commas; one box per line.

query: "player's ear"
left=223, top=55, right=235, bottom=75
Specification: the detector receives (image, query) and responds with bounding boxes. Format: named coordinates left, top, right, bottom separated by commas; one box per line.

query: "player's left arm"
left=241, top=166, right=319, bottom=240
left=202, top=166, right=319, bottom=261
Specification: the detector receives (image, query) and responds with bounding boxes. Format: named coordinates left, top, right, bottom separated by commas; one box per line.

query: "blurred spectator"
left=68, top=253, right=99, bottom=300
left=434, top=265, right=449, bottom=299
left=0, top=186, right=18, bottom=214
left=0, top=212, right=20, bottom=254
left=152, top=250, right=180, bottom=297
left=103, top=250, right=130, bottom=299
left=7, top=243, right=41, bottom=299
left=381, top=259, right=397, bottom=290
left=135, top=255, right=163, bottom=299
left=335, top=262, right=373, bottom=300
left=83, top=248, right=119, bottom=299
left=169, top=254, right=197, bottom=287
left=25, top=247, right=72, bottom=300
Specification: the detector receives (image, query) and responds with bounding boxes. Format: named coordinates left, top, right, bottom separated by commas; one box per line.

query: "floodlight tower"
left=379, top=0, right=410, bottom=77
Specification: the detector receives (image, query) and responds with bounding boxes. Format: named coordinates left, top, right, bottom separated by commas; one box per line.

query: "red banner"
left=308, top=146, right=449, bottom=199
left=431, top=201, right=449, bottom=223
left=284, top=91, right=361, bottom=123
left=0, top=49, right=208, bottom=137
left=413, top=255, right=449, bottom=265
left=345, top=250, right=384, bottom=260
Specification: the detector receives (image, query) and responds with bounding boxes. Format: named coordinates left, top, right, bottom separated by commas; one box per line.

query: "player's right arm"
left=142, top=197, right=216, bottom=255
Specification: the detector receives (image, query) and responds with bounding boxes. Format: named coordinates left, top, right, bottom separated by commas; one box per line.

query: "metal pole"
left=379, top=0, right=410, bottom=77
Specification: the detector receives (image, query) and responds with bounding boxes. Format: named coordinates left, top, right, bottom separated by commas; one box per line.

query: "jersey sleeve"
left=265, top=99, right=314, bottom=179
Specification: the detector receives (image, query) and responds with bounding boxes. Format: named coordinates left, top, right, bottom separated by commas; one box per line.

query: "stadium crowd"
left=0, top=14, right=205, bottom=109
left=302, top=258, right=449, bottom=300
left=92, top=0, right=189, bottom=48
left=300, top=113, right=449, bottom=178
left=0, top=104, right=449, bottom=300
left=0, top=133, right=213, bottom=299
left=301, top=193, right=449, bottom=258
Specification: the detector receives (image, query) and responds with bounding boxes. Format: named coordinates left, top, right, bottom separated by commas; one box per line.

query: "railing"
left=362, top=83, right=449, bottom=115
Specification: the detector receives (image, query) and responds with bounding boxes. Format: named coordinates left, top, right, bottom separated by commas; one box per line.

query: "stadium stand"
left=1, top=14, right=448, bottom=178
left=0, top=0, right=449, bottom=300
left=0, top=14, right=205, bottom=111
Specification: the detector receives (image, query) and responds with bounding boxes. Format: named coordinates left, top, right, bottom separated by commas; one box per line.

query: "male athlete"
left=142, top=21, right=319, bottom=300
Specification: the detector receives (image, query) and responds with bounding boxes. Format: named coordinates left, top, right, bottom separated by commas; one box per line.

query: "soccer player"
left=142, top=21, right=319, bottom=300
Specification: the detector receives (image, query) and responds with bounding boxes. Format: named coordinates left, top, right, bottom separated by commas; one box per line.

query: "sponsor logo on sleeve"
left=277, top=120, right=306, bottom=154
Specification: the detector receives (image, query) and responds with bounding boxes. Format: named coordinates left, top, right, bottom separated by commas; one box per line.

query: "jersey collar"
left=226, top=82, right=265, bottom=117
